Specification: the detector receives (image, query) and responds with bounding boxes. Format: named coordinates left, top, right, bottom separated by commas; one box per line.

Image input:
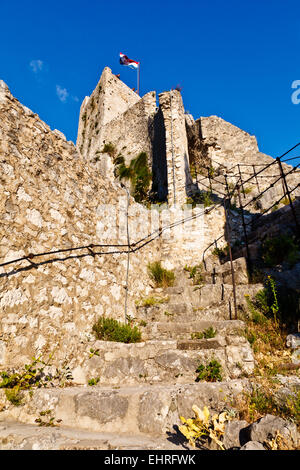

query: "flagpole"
left=137, top=62, right=140, bottom=96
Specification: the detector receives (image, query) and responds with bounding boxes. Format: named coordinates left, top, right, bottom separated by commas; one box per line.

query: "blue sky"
left=1, top=0, right=300, bottom=165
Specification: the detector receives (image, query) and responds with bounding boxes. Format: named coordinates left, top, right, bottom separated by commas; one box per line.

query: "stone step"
left=69, top=337, right=254, bottom=386
left=177, top=339, right=225, bottom=350
left=0, top=420, right=183, bottom=450
left=136, top=283, right=263, bottom=322
left=136, top=303, right=230, bottom=323
left=0, top=380, right=251, bottom=438
left=141, top=319, right=244, bottom=340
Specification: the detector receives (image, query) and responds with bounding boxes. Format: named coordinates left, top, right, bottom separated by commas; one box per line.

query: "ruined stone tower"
left=76, top=67, right=195, bottom=207
left=77, top=67, right=297, bottom=210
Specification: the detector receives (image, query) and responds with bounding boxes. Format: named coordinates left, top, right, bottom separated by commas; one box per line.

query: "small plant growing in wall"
left=136, top=296, right=169, bottom=307
left=88, top=377, right=100, bottom=386
left=147, top=261, right=175, bottom=288
left=212, top=245, right=229, bottom=262
left=89, top=348, right=100, bottom=358
left=248, top=276, right=280, bottom=325
left=186, top=191, right=213, bottom=209
left=35, top=410, right=62, bottom=427
left=101, top=142, right=116, bottom=158
left=195, top=359, right=222, bottom=382
left=191, top=327, right=217, bottom=340
left=0, top=356, right=73, bottom=406
left=115, top=152, right=152, bottom=203
left=92, top=317, right=142, bottom=343
left=241, top=186, right=253, bottom=195
left=184, top=264, right=204, bottom=285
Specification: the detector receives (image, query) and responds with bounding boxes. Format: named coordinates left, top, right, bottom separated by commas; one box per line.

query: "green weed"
left=147, top=261, right=175, bottom=288
left=92, top=317, right=141, bottom=343
left=196, top=359, right=222, bottom=382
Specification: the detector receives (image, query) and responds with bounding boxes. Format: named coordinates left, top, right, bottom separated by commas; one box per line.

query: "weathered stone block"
left=177, top=338, right=224, bottom=350
left=240, top=441, right=265, bottom=450
left=74, top=391, right=129, bottom=424
left=286, top=333, right=300, bottom=349
left=248, top=414, right=299, bottom=448
left=223, top=420, right=249, bottom=449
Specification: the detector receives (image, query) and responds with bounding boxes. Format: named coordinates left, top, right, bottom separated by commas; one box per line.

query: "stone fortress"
left=0, top=68, right=299, bottom=449
left=77, top=67, right=299, bottom=207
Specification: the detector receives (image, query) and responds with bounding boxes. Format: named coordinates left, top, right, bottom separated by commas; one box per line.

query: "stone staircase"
left=0, top=258, right=260, bottom=450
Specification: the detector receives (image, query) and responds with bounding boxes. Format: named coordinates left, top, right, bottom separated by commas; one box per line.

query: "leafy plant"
left=235, top=386, right=300, bottom=426
left=246, top=387, right=278, bottom=421
left=196, top=359, right=222, bottom=382
left=249, top=267, right=266, bottom=284
left=92, top=316, right=141, bottom=343
left=164, top=311, right=174, bottom=317
left=89, top=348, right=100, bottom=358
left=101, top=142, right=116, bottom=158
left=191, top=327, right=217, bottom=340
left=147, top=261, right=175, bottom=287
left=251, top=277, right=280, bottom=325
left=88, top=377, right=100, bottom=386
left=260, top=234, right=299, bottom=267
left=136, top=296, right=169, bottom=307
left=212, top=245, right=229, bottom=261
left=207, top=166, right=216, bottom=178
left=179, top=405, right=230, bottom=449
left=184, top=264, right=204, bottom=285
left=186, top=191, right=213, bottom=208
left=280, top=196, right=295, bottom=206
left=4, top=388, right=23, bottom=406
left=244, top=328, right=257, bottom=346
left=286, top=391, right=300, bottom=424
left=35, top=410, right=62, bottom=427
left=241, top=186, right=253, bottom=195
left=244, top=294, right=268, bottom=325
left=0, top=356, right=73, bottom=406
left=115, top=152, right=152, bottom=203
left=265, top=431, right=292, bottom=451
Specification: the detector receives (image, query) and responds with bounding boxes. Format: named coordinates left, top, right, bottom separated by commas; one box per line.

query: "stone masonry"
left=159, top=90, right=193, bottom=207
left=0, top=78, right=228, bottom=371
left=0, top=68, right=300, bottom=450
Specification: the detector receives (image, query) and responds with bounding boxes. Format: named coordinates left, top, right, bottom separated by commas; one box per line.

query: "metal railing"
left=199, top=143, right=300, bottom=319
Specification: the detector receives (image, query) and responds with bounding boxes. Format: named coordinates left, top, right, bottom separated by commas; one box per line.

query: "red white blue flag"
left=119, top=53, right=139, bottom=70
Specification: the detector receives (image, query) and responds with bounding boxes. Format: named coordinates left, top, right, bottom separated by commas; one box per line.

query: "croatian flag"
left=119, top=53, right=139, bottom=70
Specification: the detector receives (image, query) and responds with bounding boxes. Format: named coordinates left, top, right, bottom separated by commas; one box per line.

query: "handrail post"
left=238, top=164, right=246, bottom=198
left=276, top=157, right=300, bottom=235
left=223, top=194, right=238, bottom=320
left=237, top=184, right=252, bottom=277
left=207, top=167, right=212, bottom=193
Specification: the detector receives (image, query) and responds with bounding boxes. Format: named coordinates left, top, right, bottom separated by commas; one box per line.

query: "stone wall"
left=3, top=65, right=298, bottom=375
left=97, top=91, right=157, bottom=168
left=199, top=115, right=261, bottom=168
left=0, top=80, right=228, bottom=370
left=76, top=67, right=140, bottom=161
left=0, top=80, right=160, bottom=369
left=192, top=115, right=300, bottom=206
left=159, top=91, right=193, bottom=207
left=185, top=114, right=212, bottom=171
